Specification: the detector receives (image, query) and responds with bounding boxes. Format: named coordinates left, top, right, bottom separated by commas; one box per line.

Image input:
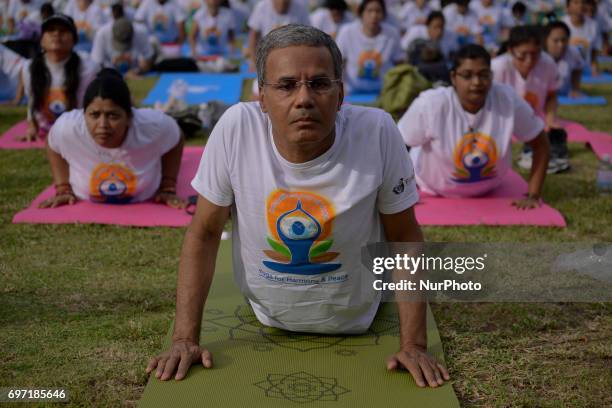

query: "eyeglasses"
left=511, top=50, right=541, bottom=62
left=262, top=77, right=342, bottom=96
left=454, top=71, right=493, bottom=81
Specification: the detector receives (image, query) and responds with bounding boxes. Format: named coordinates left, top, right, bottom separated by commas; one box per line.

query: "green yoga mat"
left=139, top=241, right=460, bottom=408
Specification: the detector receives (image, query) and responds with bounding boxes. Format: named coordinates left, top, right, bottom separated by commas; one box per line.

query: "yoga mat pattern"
left=0, top=121, right=45, bottom=150
left=12, top=147, right=202, bottom=227
left=414, top=170, right=566, bottom=227
left=558, top=95, right=607, bottom=106
left=142, top=73, right=244, bottom=106
left=138, top=241, right=460, bottom=408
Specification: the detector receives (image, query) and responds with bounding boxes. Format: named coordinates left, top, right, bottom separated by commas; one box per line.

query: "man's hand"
left=16, top=124, right=38, bottom=142
left=146, top=340, right=213, bottom=381
left=386, top=345, right=450, bottom=388
left=38, top=192, right=77, bottom=208
left=511, top=196, right=541, bottom=210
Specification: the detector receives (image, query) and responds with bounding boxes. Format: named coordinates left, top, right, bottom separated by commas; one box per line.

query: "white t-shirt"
left=336, top=21, right=403, bottom=92
left=192, top=7, right=236, bottom=55
left=562, top=15, right=602, bottom=67
left=398, top=84, right=544, bottom=197
left=21, top=56, right=99, bottom=136
left=400, top=25, right=459, bottom=59
left=309, top=7, right=353, bottom=39
left=398, top=2, right=432, bottom=31
left=549, top=45, right=584, bottom=96
left=66, top=3, right=108, bottom=52
left=247, top=0, right=310, bottom=36
left=135, top=0, right=186, bottom=43
left=91, top=22, right=154, bottom=74
left=191, top=102, right=419, bottom=334
left=48, top=108, right=181, bottom=203
left=469, top=1, right=512, bottom=46
left=442, top=4, right=483, bottom=45
left=7, top=0, right=40, bottom=22
left=0, top=44, right=25, bottom=101
left=492, top=52, right=558, bottom=118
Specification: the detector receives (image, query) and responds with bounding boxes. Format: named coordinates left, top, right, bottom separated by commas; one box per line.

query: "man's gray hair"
left=255, top=24, right=343, bottom=86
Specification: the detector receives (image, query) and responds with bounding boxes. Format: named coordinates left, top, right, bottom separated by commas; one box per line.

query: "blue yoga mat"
left=142, top=73, right=243, bottom=105
left=344, top=91, right=378, bottom=105
left=180, top=43, right=243, bottom=60
left=558, top=94, right=607, bottom=106
left=597, top=55, right=612, bottom=64
left=581, top=73, right=612, bottom=84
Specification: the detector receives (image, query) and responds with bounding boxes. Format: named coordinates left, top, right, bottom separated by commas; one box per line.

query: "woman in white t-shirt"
left=40, top=69, right=186, bottom=209
left=65, top=0, right=107, bottom=53
left=398, top=44, right=549, bottom=208
left=400, top=10, right=459, bottom=60
left=543, top=20, right=584, bottom=97
left=189, top=0, right=236, bottom=57
left=562, top=0, right=602, bottom=74
left=310, top=0, right=354, bottom=39
left=335, top=0, right=403, bottom=93
left=20, top=13, right=99, bottom=141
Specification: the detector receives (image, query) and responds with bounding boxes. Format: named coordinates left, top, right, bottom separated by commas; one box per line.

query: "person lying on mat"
left=492, top=25, right=568, bottom=174
left=146, top=24, right=450, bottom=388
left=335, top=0, right=403, bottom=93
left=19, top=13, right=100, bottom=142
left=543, top=21, right=585, bottom=98
left=398, top=44, right=550, bottom=209
left=39, top=68, right=186, bottom=209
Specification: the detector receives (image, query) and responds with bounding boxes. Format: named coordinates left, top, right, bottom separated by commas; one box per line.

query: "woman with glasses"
left=492, top=25, right=566, bottom=173
left=335, top=0, right=403, bottom=93
left=398, top=44, right=550, bottom=209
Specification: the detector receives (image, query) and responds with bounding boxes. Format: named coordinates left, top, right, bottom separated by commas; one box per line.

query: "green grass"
left=0, top=78, right=611, bottom=407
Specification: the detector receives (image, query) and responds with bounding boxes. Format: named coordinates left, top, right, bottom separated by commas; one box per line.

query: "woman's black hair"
left=29, top=50, right=81, bottom=117
left=358, top=0, right=386, bottom=18
left=508, top=25, right=542, bottom=48
left=451, top=44, right=491, bottom=71
left=40, top=2, right=55, bottom=20
left=83, top=68, right=132, bottom=115
left=426, top=10, right=445, bottom=26
left=324, top=0, right=348, bottom=12
left=544, top=20, right=571, bottom=39
left=511, top=1, right=527, bottom=16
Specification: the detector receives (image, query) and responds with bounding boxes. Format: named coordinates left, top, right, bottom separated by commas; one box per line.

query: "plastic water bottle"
left=596, top=154, right=612, bottom=194
left=168, top=79, right=188, bottom=110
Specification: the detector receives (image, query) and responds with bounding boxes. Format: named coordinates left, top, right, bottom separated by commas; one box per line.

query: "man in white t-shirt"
left=91, top=15, right=154, bottom=77
left=245, top=0, right=310, bottom=69
left=399, top=44, right=549, bottom=204
left=469, top=0, right=513, bottom=52
left=146, top=24, right=451, bottom=389
left=310, top=0, right=354, bottom=39
left=442, top=0, right=484, bottom=46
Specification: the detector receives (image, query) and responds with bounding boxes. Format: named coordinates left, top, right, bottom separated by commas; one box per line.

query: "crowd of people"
left=0, top=0, right=611, bottom=206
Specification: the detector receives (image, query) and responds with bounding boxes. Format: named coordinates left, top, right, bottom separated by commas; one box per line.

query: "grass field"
left=0, top=78, right=611, bottom=407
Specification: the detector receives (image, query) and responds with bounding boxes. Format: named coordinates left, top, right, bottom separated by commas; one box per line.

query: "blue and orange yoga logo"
left=152, top=13, right=169, bottom=32
left=89, top=163, right=137, bottom=204
left=263, top=190, right=341, bottom=275
left=42, top=88, right=68, bottom=123
left=75, top=20, right=93, bottom=42
left=357, top=50, right=382, bottom=80
left=452, top=132, right=498, bottom=183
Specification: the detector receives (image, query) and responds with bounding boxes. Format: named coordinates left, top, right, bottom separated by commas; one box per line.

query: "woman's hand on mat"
left=146, top=340, right=213, bottom=381
left=512, top=196, right=541, bottom=210
left=38, top=192, right=77, bottom=208
left=154, top=191, right=187, bottom=209
left=387, top=345, right=450, bottom=388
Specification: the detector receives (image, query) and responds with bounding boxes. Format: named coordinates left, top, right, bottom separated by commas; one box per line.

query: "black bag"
left=152, top=58, right=199, bottom=73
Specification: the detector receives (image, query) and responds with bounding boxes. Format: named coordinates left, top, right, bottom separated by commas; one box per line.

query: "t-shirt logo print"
left=452, top=132, right=498, bottom=183
left=357, top=50, right=382, bottom=80
left=263, top=190, right=341, bottom=275
left=89, top=163, right=137, bottom=203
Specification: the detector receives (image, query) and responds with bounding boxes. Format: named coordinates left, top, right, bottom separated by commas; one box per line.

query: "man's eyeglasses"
left=454, top=71, right=493, bottom=81
left=262, top=77, right=342, bottom=96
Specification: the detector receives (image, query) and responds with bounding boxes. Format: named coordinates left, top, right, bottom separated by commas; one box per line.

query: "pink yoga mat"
left=560, top=120, right=612, bottom=160
left=414, top=171, right=566, bottom=227
left=12, top=146, right=203, bottom=227
left=0, top=121, right=46, bottom=149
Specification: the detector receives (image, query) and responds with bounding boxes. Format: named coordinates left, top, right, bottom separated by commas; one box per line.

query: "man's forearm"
left=397, top=300, right=427, bottom=349
left=527, top=131, right=549, bottom=197
left=172, top=228, right=220, bottom=343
